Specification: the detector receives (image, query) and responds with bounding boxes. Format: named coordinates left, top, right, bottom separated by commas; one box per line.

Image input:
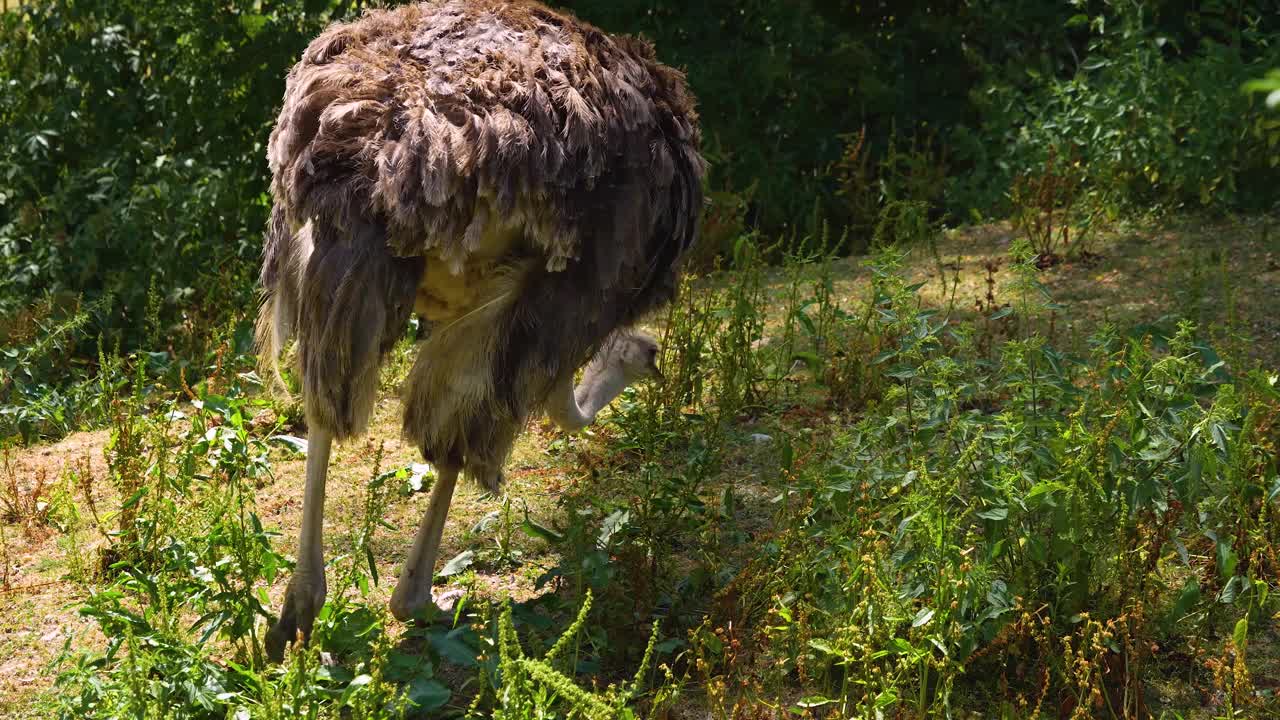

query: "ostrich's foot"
left=389, top=577, right=435, bottom=622
left=266, top=571, right=327, bottom=662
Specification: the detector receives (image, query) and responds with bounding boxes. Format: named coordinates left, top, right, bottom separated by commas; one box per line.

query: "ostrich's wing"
left=267, top=1, right=704, bottom=277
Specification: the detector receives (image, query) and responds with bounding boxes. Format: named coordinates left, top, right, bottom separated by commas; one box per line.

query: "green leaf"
left=807, top=639, right=838, bottom=656
left=1233, top=617, right=1249, bottom=652
left=1171, top=578, right=1200, bottom=621
left=194, top=610, right=230, bottom=644
left=597, top=509, right=630, bottom=548
left=471, top=510, right=501, bottom=534
left=317, top=664, right=354, bottom=683
left=1026, top=481, right=1067, bottom=501
left=386, top=650, right=432, bottom=682
left=911, top=607, right=935, bottom=628
left=120, top=487, right=149, bottom=510
left=438, top=550, right=474, bottom=578
left=239, top=13, right=268, bottom=38
left=976, top=506, right=1008, bottom=521
left=874, top=688, right=899, bottom=708
left=364, top=546, right=379, bottom=586
left=887, top=364, right=917, bottom=380
left=1221, top=575, right=1244, bottom=604
left=872, top=349, right=898, bottom=365
left=268, top=435, right=308, bottom=455
left=520, top=516, right=564, bottom=543
left=655, top=638, right=685, bottom=654
left=799, top=314, right=818, bottom=337
left=339, top=674, right=373, bottom=706
left=406, top=677, right=450, bottom=710
left=1210, top=423, right=1228, bottom=454
left=1174, top=539, right=1191, bottom=568
left=1216, top=540, right=1238, bottom=579
left=429, top=628, right=479, bottom=668
left=795, top=696, right=835, bottom=708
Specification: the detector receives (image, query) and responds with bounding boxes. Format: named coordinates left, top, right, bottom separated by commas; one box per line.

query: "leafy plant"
left=1245, top=69, right=1280, bottom=166
left=977, top=1, right=1280, bottom=216
left=477, top=593, right=660, bottom=720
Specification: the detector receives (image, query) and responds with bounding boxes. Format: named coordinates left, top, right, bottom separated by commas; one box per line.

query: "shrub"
left=971, top=2, right=1280, bottom=216
left=0, top=0, right=365, bottom=354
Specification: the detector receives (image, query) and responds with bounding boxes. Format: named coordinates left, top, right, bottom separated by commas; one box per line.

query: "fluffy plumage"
left=258, top=0, right=704, bottom=482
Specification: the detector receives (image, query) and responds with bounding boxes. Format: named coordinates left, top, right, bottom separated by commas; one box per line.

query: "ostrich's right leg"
left=389, top=464, right=461, bottom=620
left=266, top=428, right=332, bottom=661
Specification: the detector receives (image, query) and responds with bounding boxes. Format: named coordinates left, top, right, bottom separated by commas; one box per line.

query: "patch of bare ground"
left=1, top=430, right=110, bottom=717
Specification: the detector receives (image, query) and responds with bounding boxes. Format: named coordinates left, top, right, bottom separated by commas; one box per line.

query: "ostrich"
left=256, top=0, right=704, bottom=659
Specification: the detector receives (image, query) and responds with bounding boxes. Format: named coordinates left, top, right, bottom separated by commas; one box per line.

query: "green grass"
left=1, top=216, right=1279, bottom=719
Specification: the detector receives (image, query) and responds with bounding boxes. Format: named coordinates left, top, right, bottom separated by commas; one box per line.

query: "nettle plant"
left=729, top=251, right=1279, bottom=717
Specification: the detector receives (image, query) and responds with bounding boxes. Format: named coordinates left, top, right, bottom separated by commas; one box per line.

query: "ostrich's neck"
left=547, top=363, right=630, bottom=431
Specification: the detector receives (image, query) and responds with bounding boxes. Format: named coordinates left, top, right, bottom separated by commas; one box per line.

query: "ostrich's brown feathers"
left=258, top=0, right=704, bottom=481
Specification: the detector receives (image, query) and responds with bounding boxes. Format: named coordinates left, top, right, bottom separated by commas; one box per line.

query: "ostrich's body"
left=257, top=0, right=703, bottom=658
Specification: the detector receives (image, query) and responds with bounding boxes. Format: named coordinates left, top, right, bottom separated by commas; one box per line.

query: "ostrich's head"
left=590, top=330, right=663, bottom=384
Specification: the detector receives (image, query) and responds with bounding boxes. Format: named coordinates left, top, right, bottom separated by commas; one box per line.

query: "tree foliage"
left=0, top=0, right=1278, bottom=361
left=0, top=0, right=368, bottom=348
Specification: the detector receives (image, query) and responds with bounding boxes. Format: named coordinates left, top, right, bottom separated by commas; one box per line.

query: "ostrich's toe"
left=433, top=587, right=466, bottom=613
left=266, top=572, right=327, bottom=662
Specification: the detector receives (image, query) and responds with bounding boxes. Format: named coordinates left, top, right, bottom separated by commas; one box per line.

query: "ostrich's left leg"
left=390, top=464, right=461, bottom=620
left=267, top=428, right=332, bottom=661
left=261, top=217, right=422, bottom=659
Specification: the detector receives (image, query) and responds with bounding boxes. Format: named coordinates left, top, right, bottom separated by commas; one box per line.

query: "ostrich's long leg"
left=267, top=428, right=333, bottom=661
left=390, top=465, right=460, bottom=621
left=297, top=429, right=332, bottom=570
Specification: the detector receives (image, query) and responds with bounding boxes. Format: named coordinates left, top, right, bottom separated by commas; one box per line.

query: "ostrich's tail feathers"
left=255, top=204, right=300, bottom=395
left=257, top=210, right=422, bottom=438
left=254, top=293, right=293, bottom=395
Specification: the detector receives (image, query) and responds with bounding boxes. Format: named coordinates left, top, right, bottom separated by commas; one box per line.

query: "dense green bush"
left=0, top=0, right=369, bottom=349
left=969, top=2, right=1280, bottom=215
left=561, top=0, right=1280, bottom=225
left=558, top=0, right=1086, bottom=231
